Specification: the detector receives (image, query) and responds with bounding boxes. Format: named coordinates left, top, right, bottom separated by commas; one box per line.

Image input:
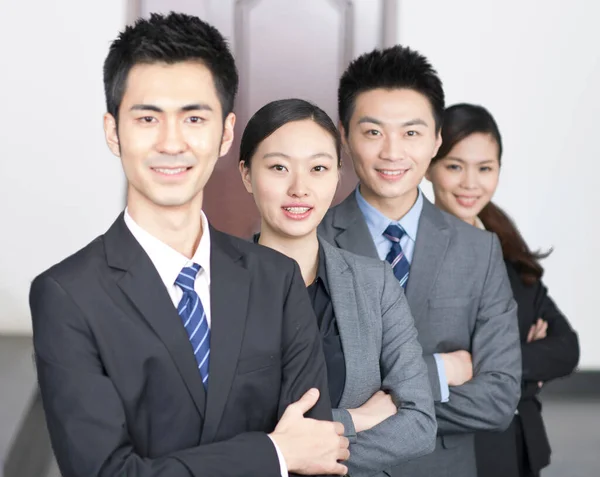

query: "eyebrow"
left=262, top=152, right=335, bottom=160
left=445, top=156, right=497, bottom=165
left=129, top=103, right=214, bottom=113
left=357, top=116, right=429, bottom=128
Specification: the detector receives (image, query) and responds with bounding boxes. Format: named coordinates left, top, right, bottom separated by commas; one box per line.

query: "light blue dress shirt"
left=355, top=187, right=450, bottom=402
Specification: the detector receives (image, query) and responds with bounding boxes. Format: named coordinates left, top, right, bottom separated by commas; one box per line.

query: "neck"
left=360, top=185, right=418, bottom=221
left=258, top=224, right=319, bottom=286
left=127, top=190, right=204, bottom=259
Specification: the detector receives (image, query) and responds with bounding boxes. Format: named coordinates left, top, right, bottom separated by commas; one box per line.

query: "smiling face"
left=103, top=61, right=235, bottom=218
left=239, top=119, right=339, bottom=241
left=427, top=132, right=500, bottom=224
left=343, top=88, right=442, bottom=219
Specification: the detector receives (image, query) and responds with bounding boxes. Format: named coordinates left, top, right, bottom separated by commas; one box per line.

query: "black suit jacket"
left=475, top=260, right=579, bottom=476
left=30, top=214, right=332, bottom=477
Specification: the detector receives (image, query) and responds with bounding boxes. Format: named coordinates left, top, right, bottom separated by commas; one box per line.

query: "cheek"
left=433, top=171, right=460, bottom=194
left=482, top=174, right=500, bottom=196
left=251, top=175, right=286, bottom=215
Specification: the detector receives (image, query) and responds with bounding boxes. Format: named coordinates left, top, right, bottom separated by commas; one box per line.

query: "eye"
left=270, top=164, right=287, bottom=172
left=406, top=130, right=419, bottom=137
left=366, top=129, right=382, bottom=137
left=446, top=164, right=461, bottom=171
left=186, top=116, right=204, bottom=124
left=312, top=165, right=328, bottom=172
left=480, top=166, right=493, bottom=172
left=138, top=116, right=156, bottom=124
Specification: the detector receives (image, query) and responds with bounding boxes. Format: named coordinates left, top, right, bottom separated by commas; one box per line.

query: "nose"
left=288, top=171, right=309, bottom=198
left=156, top=119, right=188, bottom=155
left=380, top=134, right=404, bottom=161
left=461, top=167, right=478, bottom=190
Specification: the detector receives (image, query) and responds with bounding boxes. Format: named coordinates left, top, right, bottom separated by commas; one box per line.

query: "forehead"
left=352, top=88, right=436, bottom=125
left=259, top=120, right=337, bottom=154
left=121, top=61, right=220, bottom=110
left=448, top=133, right=500, bottom=162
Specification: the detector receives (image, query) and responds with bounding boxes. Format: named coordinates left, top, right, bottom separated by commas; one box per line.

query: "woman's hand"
left=347, top=391, right=397, bottom=433
left=527, top=318, right=548, bottom=343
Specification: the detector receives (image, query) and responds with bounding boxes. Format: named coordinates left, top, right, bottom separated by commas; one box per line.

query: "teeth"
left=154, top=167, right=187, bottom=175
left=284, top=207, right=310, bottom=213
left=379, top=170, right=403, bottom=176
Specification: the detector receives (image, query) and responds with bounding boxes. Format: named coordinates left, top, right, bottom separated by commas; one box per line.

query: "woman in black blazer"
left=426, top=103, right=580, bottom=477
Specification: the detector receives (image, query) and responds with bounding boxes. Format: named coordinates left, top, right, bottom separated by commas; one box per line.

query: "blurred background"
left=0, top=1, right=598, bottom=476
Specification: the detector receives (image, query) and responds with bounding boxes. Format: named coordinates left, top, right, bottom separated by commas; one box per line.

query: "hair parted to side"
left=103, top=12, right=238, bottom=121
left=433, top=103, right=551, bottom=285
left=338, top=45, right=445, bottom=134
left=239, top=99, right=341, bottom=168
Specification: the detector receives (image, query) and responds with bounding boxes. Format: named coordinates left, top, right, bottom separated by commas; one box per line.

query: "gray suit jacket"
left=320, top=239, right=436, bottom=476
left=319, top=194, right=521, bottom=477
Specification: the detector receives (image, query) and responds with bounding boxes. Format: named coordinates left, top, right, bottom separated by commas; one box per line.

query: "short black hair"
left=103, top=12, right=238, bottom=121
left=338, top=45, right=444, bottom=134
left=240, top=99, right=341, bottom=168
left=432, top=103, right=503, bottom=164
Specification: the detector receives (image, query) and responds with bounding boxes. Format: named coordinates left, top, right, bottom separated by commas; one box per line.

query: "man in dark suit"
left=318, top=46, right=522, bottom=477
left=30, top=13, right=349, bottom=477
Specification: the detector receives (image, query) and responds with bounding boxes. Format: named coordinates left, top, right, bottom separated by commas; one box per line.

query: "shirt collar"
left=355, top=186, right=423, bottom=241
left=315, top=243, right=330, bottom=294
left=124, top=208, right=211, bottom=289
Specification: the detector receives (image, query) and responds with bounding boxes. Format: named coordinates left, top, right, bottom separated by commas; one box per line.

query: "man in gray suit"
left=319, top=45, right=522, bottom=477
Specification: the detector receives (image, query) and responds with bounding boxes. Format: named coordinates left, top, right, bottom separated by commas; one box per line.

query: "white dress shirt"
left=123, top=209, right=288, bottom=476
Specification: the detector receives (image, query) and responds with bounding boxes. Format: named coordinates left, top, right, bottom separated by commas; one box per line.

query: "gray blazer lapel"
left=319, top=240, right=362, bottom=408
left=406, top=199, right=451, bottom=321
left=331, top=193, right=379, bottom=259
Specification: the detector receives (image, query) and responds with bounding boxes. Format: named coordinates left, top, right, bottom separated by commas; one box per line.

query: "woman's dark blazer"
left=475, top=260, right=580, bottom=476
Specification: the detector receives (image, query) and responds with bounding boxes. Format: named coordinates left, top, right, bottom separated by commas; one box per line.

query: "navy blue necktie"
left=175, top=263, right=210, bottom=389
left=383, top=224, right=410, bottom=289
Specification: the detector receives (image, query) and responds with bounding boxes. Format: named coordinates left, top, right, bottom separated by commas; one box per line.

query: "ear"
left=432, top=129, right=442, bottom=158
left=219, top=112, right=236, bottom=157
left=338, top=121, right=350, bottom=156
left=238, top=160, right=253, bottom=194
left=104, top=113, right=121, bottom=157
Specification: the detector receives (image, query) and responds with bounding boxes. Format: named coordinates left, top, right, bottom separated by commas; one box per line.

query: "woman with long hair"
left=426, top=103, right=579, bottom=477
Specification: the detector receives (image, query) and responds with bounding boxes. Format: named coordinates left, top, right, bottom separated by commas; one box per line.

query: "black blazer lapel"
left=200, top=228, right=250, bottom=444
left=406, top=199, right=451, bottom=321
left=104, top=214, right=207, bottom=419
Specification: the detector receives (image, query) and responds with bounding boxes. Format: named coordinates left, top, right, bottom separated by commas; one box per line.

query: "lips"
left=454, top=195, right=480, bottom=208
left=281, top=204, right=314, bottom=220
left=376, top=168, right=408, bottom=181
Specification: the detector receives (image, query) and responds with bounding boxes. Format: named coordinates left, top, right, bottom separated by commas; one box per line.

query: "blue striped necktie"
left=383, top=224, right=410, bottom=289
left=175, top=263, right=210, bottom=389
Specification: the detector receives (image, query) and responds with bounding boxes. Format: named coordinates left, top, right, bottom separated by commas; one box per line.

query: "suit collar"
left=329, top=193, right=379, bottom=259
left=405, top=198, right=451, bottom=320
left=104, top=214, right=209, bottom=419
left=319, top=240, right=360, bottom=407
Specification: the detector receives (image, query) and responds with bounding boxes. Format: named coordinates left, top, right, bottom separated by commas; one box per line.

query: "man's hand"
left=527, top=318, right=548, bottom=343
left=270, top=388, right=350, bottom=475
left=440, top=350, right=473, bottom=386
left=347, top=391, right=397, bottom=433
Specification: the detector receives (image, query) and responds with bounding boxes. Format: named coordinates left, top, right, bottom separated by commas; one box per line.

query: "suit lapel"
left=320, top=241, right=361, bottom=408
left=406, top=199, right=451, bottom=321
left=332, top=193, right=379, bottom=259
left=200, top=228, right=250, bottom=444
left=105, top=215, right=207, bottom=419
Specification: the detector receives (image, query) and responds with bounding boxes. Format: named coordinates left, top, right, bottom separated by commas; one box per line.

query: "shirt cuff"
left=434, top=353, right=450, bottom=403
left=267, top=435, right=289, bottom=477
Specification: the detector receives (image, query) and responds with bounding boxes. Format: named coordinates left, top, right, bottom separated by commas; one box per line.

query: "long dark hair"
left=432, top=103, right=550, bottom=285
left=239, top=98, right=341, bottom=168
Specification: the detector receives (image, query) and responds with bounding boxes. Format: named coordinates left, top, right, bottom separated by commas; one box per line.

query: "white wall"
left=398, top=0, right=600, bottom=369
left=0, top=1, right=127, bottom=333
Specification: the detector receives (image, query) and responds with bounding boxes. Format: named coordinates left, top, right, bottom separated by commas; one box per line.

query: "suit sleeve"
left=277, top=260, right=334, bottom=477
left=333, top=262, right=436, bottom=475
left=435, top=234, right=522, bottom=434
left=521, top=281, right=579, bottom=382
left=31, top=274, right=282, bottom=477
